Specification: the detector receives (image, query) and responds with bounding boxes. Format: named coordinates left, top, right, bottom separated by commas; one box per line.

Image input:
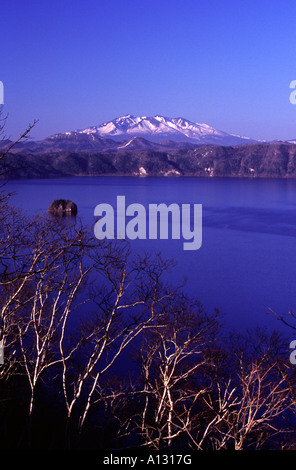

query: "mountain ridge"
left=1, top=114, right=259, bottom=154
left=2, top=141, right=296, bottom=180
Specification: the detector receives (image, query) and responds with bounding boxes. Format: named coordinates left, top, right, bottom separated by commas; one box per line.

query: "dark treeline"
left=3, top=143, right=296, bottom=180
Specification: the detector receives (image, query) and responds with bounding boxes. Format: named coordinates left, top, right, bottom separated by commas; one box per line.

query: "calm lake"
left=5, top=176, right=296, bottom=337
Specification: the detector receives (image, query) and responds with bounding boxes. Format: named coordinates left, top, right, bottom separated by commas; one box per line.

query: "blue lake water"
left=5, top=176, right=296, bottom=337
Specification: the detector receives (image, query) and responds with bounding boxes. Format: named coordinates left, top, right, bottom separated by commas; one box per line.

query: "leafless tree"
left=197, top=330, right=292, bottom=450
left=14, top=217, right=92, bottom=420
left=55, top=246, right=177, bottom=444
left=0, top=196, right=179, bottom=447
left=108, top=295, right=221, bottom=449
left=0, top=106, right=38, bottom=166
left=0, top=112, right=39, bottom=383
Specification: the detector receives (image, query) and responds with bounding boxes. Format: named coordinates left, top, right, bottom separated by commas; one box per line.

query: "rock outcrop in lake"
left=48, top=199, right=77, bottom=215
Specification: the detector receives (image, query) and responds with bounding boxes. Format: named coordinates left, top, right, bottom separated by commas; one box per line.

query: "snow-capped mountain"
left=2, top=115, right=258, bottom=155
left=74, top=114, right=256, bottom=146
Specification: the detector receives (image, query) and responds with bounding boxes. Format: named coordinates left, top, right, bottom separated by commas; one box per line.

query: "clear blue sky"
left=1, top=0, right=296, bottom=141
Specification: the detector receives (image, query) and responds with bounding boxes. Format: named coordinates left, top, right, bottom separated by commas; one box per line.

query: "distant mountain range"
left=2, top=114, right=259, bottom=154
left=2, top=114, right=296, bottom=179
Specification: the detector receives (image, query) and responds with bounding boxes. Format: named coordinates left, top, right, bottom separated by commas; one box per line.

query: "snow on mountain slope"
left=2, top=115, right=258, bottom=155
left=74, top=114, right=256, bottom=145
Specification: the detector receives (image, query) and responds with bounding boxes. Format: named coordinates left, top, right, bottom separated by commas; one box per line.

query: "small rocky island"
left=48, top=199, right=78, bottom=216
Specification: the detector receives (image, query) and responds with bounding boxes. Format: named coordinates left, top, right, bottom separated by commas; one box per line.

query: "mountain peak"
left=74, top=114, right=256, bottom=145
